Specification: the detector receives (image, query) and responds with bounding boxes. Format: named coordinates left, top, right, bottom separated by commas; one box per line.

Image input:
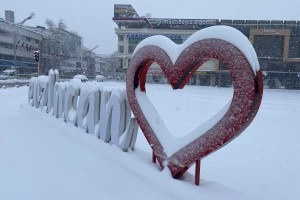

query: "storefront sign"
left=148, top=18, right=218, bottom=29
left=127, top=34, right=183, bottom=40
left=114, top=4, right=139, bottom=18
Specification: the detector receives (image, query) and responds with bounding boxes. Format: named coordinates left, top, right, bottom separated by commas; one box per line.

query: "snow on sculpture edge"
left=133, top=25, right=260, bottom=74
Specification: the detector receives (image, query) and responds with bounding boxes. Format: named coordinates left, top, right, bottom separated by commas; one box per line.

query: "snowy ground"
left=0, top=79, right=30, bottom=89
left=0, top=79, right=30, bottom=84
left=0, top=82, right=299, bottom=200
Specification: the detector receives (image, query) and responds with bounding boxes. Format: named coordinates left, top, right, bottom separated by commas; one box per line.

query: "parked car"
left=0, top=69, right=18, bottom=80
left=73, top=74, right=88, bottom=82
left=95, top=75, right=105, bottom=82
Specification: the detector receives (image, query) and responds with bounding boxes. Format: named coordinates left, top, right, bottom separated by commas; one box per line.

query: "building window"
left=253, top=35, right=284, bottom=58
left=0, top=29, right=10, bottom=37
left=289, top=36, right=300, bottom=58
left=76, top=62, right=81, bottom=69
left=0, top=42, right=13, bottom=49
left=128, top=59, right=131, bottom=67
left=123, top=59, right=127, bottom=68
left=26, top=36, right=31, bottom=42
left=128, top=45, right=136, bottom=53
left=171, top=38, right=184, bottom=44
left=128, top=38, right=143, bottom=45
left=118, top=45, right=124, bottom=53
left=118, top=35, right=124, bottom=42
left=119, top=59, right=123, bottom=68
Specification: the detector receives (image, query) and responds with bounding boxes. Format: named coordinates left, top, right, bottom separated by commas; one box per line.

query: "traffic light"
left=34, top=50, right=39, bottom=62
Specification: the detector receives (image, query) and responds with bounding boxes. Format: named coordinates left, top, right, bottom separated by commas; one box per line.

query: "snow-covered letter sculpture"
left=64, top=78, right=81, bottom=125
left=126, top=25, right=264, bottom=184
left=53, top=82, right=65, bottom=118
left=96, top=88, right=138, bottom=151
left=28, top=70, right=138, bottom=152
left=47, top=69, right=59, bottom=113
left=77, top=82, right=100, bottom=134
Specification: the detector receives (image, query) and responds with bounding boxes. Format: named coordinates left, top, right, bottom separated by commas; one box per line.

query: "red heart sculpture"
left=126, top=27, right=263, bottom=179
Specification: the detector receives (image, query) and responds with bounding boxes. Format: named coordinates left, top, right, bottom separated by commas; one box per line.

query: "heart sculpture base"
left=153, top=152, right=201, bottom=185
left=127, top=27, right=263, bottom=185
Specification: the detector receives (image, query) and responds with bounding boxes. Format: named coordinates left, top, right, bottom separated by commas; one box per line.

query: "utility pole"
left=13, top=12, right=35, bottom=69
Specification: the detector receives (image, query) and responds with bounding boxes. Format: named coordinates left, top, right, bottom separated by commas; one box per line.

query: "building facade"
left=95, top=54, right=109, bottom=75
left=113, top=4, right=300, bottom=88
left=0, top=11, right=42, bottom=74
left=1, top=10, right=97, bottom=77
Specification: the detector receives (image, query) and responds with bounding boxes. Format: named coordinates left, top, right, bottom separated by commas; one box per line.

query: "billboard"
left=148, top=18, right=218, bottom=30
left=114, top=4, right=139, bottom=18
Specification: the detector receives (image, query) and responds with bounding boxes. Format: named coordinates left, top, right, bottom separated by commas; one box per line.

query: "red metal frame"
left=153, top=151, right=201, bottom=185
left=195, top=160, right=201, bottom=185
left=126, top=39, right=263, bottom=185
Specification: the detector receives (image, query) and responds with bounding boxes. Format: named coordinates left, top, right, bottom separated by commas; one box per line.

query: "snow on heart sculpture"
left=126, top=25, right=264, bottom=181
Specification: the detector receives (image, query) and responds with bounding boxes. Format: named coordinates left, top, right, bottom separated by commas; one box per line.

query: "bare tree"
left=40, top=19, right=82, bottom=74
left=83, top=45, right=98, bottom=77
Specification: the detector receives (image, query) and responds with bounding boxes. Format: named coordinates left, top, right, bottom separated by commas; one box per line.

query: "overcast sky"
left=2, top=0, right=300, bottom=54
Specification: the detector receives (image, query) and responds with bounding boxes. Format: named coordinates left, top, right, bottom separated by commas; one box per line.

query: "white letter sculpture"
left=28, top=69, right=138, bottom=151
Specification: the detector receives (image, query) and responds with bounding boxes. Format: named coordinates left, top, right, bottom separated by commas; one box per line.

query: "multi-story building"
left=0, top=10, right=42, bottom=74
left=1, top=10, right=93, bottom=77
left=95, top=54, right=109, bottom=75
left=113, top=4, right=300, bottom=89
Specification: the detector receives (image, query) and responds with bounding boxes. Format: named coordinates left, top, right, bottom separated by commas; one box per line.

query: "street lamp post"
left=13, top=12, right=35, bottom=69
left=86, top=45, right=98, bottom=76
